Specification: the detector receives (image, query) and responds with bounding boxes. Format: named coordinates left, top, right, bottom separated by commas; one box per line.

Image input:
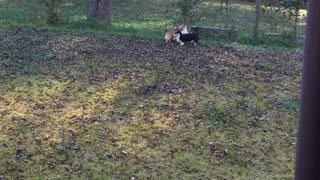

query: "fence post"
left=295, top=0, right=320, bottom=179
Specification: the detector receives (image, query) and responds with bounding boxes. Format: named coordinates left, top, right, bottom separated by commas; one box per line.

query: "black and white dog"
left=173, top=30, right=200, bottom=46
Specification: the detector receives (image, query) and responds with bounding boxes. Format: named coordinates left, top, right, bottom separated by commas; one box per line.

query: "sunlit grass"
left=0, top=5, right=302, bottom=178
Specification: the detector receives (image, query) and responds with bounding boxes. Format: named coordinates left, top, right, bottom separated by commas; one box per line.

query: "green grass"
left=0, top=1, right=303, bottom=179
left=0, top=0, right=306, bottom=48
left=0, top=27, right=301, bottom=179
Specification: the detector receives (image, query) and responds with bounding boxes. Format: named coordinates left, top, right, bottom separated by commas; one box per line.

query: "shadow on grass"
left=0, top=27, right=301, bottom=179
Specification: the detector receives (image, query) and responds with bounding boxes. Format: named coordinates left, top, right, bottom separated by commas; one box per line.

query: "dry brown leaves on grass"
left=0, top=27, right=302, bottom=179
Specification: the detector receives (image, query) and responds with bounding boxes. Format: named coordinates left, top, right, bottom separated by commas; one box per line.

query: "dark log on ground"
left=265, top=32, right=305, bottom=39
left=191, top=26, right=237, bottom=39
left=265, top=32, right=305, bottom=43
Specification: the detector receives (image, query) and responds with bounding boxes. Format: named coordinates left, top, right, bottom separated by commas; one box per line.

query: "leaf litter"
left=0, top=27, right=302, bottom=179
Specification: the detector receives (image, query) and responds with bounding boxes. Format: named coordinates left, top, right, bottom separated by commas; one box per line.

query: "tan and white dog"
left=164, top=24, right=189, bottom=45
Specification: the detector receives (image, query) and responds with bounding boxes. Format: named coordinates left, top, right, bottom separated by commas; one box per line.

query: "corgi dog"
left=173, top=30, right=200, bottom=46
left=165, top=24, right=189, bottom=45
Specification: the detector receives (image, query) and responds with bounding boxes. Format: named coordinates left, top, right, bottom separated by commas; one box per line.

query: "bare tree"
left=88, top=0, right=111, bottom=30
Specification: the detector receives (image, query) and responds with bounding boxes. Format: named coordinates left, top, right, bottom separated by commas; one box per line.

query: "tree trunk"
left=88, top=0, right=111, bottom=30
left=253, top=0, right=260, bottom=44
left=294, top=7, right=300, bottom=36
left=106, top=0, right=111, bottom=30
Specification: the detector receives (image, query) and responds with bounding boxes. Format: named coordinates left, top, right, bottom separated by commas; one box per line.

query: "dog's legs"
left=173, top=33, right=184, bottom=45
left=189, top=40, right=197, bottom=46
left=178, top=39, right=184, bottom=45
left=166, top=40, right=170, bottom=46
left=165, top=39, right=172, bottom=47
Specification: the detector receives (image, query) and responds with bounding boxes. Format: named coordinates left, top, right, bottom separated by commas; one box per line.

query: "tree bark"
left=253, top=0, right=260, bottom=44
left=106, top=0, right=111, bottom=30
left=88, top=0, right=111, bottom=30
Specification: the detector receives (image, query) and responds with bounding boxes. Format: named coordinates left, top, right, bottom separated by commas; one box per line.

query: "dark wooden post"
left=295, top=0, right=320, bottom=179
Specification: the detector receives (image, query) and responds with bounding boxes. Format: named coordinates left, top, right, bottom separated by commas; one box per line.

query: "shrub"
left=176, top=0, right=201, bottom=26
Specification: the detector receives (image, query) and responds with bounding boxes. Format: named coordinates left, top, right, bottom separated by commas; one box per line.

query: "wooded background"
left=0, top=0, right=307, bottom=46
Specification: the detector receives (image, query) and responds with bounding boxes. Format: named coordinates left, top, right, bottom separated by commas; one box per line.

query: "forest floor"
left=0, top=27, right=302, bottom=179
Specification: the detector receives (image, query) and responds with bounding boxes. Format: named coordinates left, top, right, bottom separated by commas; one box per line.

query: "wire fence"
left=0, top=0, right=307, bottom=46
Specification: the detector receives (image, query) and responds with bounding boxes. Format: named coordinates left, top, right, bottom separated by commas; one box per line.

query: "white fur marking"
left=181, top=26, right=189, bottom=34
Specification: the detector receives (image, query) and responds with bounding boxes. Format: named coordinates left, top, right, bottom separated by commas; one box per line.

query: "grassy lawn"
left=0, top=0, right=306, bottom=48
left=0, top=0, right=304, bottom=178
left=0, top=27, right=301, bottom=179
